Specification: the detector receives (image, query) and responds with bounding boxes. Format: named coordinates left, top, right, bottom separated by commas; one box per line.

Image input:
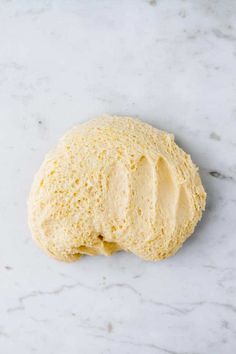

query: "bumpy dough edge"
left=28, top=115, right=206, bottom=262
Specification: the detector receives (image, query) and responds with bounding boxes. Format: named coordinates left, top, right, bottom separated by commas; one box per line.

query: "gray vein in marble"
left=14, top=2, right=52, bottom=17
left=7, top=281, right=94, bottom=313
left=203, top=264, right=236, bottom=271
left=212, top=29, right=236, bottom=42
left=178, top=301, right=236, bottom=314
left=0, top=62, right=26, bottom=72
left=7, top=281, right=236, bottom=316
left=88, top=334, right=201, bottom=354
left=102, top=283, right=186, bottom=314
left=209, top=171, right=235, bottom=183
left=221, top=320, right=236, bottom=335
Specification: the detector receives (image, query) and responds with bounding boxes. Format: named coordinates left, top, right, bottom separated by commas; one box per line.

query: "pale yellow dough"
left=28, top=115, right=206, bottom=261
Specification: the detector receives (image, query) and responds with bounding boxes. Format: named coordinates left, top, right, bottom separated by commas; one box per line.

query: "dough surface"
left=28, top=115, right=206, bottom=261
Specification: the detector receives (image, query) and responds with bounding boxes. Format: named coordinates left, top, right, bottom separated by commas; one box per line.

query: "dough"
left=28, top=115, right=206, bottom=261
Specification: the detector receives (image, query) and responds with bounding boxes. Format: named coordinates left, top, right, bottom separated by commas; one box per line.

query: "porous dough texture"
left=28, top=115, right=206, bottom=262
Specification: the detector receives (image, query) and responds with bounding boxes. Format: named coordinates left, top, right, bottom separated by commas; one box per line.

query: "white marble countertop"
left=1, top=1, right=236, bottom=353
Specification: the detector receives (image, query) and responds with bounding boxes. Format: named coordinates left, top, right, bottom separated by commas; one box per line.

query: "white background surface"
left=1, top=1, right=236, bottom=353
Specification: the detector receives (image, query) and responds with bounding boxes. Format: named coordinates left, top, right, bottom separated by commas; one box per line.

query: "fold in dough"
left=28, top=115, right=206, bottom=261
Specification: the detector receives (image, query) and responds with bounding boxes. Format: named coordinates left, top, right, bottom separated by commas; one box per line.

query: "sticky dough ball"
left=28, top=115, right=206, bottom=262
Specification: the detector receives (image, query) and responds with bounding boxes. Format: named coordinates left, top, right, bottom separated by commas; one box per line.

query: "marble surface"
left=0, top=1, right=236, bottom=353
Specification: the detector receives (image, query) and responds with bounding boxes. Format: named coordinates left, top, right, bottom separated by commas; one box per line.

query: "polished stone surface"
left=0, top=1, right=236, bottom=353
